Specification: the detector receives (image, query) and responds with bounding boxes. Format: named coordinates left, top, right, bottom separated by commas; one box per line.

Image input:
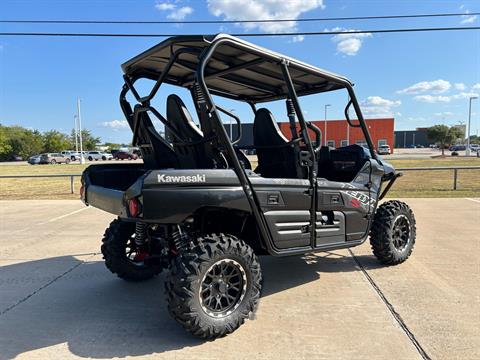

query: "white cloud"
left=452, top=91, right=479, bottom=99
left=292, top=35, right=305, bottom=43
left=472, top=83, right=480, bottom=90
left=167, top=6, right=193, bottom=20
left=398, top=79, right=451, bottom=94
left=101, top=120, right=129, bottom=129
left=328, top=28, right=371, bottom=56
left=414, top=95, right=451, bottom=103
left=155, top=2, right=193, bottom=20
left=155, top=2, right=175, bottom=11
left=460, top=9, right=478, bottom=24
left=361, top=96, right=401, bottom=117
left=207, top=0, right=325, bottom=33
left=434, top=111, right=453, bottom=117
left=413, top=91, right=478, bottom=103
left=454, top=83, right=466, bottom=91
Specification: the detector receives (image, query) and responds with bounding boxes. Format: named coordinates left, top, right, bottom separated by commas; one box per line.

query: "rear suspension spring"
left=134, top=222, right=147, bottom=246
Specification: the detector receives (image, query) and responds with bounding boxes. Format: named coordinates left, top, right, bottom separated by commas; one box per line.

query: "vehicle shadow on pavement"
left=260, top=251, right=383, bottom=297
left=0, top=252, right=383, bottom=358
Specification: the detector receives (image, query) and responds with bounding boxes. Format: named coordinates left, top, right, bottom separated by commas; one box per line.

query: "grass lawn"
left=0, top=157, right=479, bottom=200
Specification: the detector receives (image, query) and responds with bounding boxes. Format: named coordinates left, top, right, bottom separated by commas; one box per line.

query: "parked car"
left=469, top=144, right=480, bottom=152
left=377, top=144, right=391, bottom=155
left=86, top=151, right=113, bottom=161
left=40, top=153, right=71, bottom=164
left=113, top=151, right=138, bottom=160
left=449, top=145, right=466, bottom=151
left=28, top=154, right=43, bottom=165
left=61, top=150, right=82, bottom=161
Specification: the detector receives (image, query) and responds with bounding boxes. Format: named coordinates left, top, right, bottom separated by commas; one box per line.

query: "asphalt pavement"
left=0, top=198, right=479, bottom=360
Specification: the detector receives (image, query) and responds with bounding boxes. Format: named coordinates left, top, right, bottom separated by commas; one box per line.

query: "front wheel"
left=166, top=233, right=262, bottom=339
left=101, top=219, right=165, bottom=281
left=370, top=200, right=416, bottom=265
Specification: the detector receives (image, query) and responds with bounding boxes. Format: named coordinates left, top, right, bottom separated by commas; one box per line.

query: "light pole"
left=324, top=104, right=331, bottom=146
left=466, top=96, right=477, bottom=156
left=229, top=109, right=235, bottom=140
left=74, top=115, right=79, bottom=153
left=77, top=98, right=85, bottom=164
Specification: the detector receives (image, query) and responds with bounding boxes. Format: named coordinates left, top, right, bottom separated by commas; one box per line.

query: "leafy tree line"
left=426, top=125, right=466, bottom=156
left=0, top=124, right=101, bottom=161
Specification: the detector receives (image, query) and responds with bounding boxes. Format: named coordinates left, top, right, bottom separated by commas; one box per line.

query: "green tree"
left=427, top=125, right=464, bottom=156
left=42, top=130, right=71, bottom=153
left=0, top=125, right=13, bottom=160
left=2, top=125, right=44, bottom=160
left=73, top=129, right=100, bottom=150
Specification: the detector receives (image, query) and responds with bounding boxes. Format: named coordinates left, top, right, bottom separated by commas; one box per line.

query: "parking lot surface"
left=0, top=198, right=479, bottom=360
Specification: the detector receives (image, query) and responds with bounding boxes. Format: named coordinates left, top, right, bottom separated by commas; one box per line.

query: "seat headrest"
left=167, top=94, right=203, bottom=141
left=253, top=108, right=289, bottom=145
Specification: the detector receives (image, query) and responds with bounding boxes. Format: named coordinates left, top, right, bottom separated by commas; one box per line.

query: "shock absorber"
left=286, top=98, right=298, bottom=141
left=170, top=226, right=190, bottom=253
left=134, top=222, right=147, bottom=246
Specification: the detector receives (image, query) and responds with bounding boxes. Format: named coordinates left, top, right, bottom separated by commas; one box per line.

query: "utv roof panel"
left=121, top=34, right=352, bottom=103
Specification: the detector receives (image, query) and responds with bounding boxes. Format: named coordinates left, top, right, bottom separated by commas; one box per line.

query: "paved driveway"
left=0, top=198, right=478, bottom=359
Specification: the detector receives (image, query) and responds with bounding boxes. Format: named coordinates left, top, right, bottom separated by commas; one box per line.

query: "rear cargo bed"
left=82, top=164, right=147, bottom=215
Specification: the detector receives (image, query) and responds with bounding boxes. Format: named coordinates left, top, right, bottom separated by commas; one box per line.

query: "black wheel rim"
left=200, top=259, right=247, bottom=318
left=392, top=214, right=411, bottom=251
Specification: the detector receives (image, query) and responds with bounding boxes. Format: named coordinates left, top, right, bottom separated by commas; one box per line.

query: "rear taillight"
left=128, top=198, right=141, bottom=217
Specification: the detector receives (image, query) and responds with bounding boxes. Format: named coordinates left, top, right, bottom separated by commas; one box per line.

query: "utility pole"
left=466, top=96, right=477, bottom=156
left=74, top=115, right=79, bottom=153
left=324, top=104, right=331, bottom=146
left=77, top=98, right=85, bottom=164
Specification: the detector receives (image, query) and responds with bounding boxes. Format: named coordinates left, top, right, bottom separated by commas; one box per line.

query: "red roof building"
left=278, top=118, right=395, bottom=153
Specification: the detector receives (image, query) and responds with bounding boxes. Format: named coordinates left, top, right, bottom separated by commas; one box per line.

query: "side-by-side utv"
left=81, top=34, right=416, bottom=339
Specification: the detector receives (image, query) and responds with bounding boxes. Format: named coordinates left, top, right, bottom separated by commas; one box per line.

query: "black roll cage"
left=119, top=36, right=378, bottom=256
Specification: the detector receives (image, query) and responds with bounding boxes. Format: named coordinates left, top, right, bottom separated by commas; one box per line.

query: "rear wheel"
left=370, top=200, right=416, bottom=265
left=50, top=159, right=56, bottom=164
left=166, top=233, right=262, bottom=339
left=101, top=219, right=165, bottom=281
left=65, top=158, right=71, bottom=164
left=88, top=156, right=93, bottom=161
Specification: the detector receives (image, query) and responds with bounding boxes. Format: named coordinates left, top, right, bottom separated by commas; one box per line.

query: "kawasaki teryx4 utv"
left=81, top=34, right=416, bottom=339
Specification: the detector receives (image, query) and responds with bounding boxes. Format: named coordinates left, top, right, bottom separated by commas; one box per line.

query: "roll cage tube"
left=196, top=38, right=279, bottom=255
left=215, top=105, right=242, bottom=144
left=197, top=37, right=324, bottom=255
left=281, top=60, right=318, bottom=249
left=121, top=48, right=204, bottom=146
left=344, top=86, right=378, bottom=161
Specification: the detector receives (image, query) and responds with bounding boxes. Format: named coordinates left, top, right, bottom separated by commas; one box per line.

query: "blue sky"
left=1, top=0, right=479, bottom=144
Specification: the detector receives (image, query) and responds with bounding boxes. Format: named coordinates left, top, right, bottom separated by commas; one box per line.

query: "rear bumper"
left=83, top=185, right=125, bottom=216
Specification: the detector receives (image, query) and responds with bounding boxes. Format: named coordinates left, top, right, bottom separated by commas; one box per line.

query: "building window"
left=356, top=140, right=368, bottom=148
left=378, top=139, right=387, bottom=147
left=327, top=140, right=335, bottom=148
left=340, top=140, right=348, bottom=148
